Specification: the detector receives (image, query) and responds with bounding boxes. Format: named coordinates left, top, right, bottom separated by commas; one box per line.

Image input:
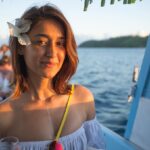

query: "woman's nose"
left=46, top=43, right=56, bottom=58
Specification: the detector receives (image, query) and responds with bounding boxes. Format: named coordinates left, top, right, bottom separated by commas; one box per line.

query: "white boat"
left=101, top=35, right=150, bottom=150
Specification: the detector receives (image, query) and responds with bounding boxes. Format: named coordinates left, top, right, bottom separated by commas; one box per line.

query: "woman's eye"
left=33, top=40, right=48, bottom=47
left=56, top=41, right=65, bottom=48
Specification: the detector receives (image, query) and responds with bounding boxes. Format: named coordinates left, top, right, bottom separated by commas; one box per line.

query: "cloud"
left=137, top=30, right=149, bottom=37
left=129, top=30, right=149, bottom=37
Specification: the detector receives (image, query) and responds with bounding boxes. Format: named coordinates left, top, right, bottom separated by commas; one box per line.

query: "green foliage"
left=111, top=0, right=115, bottom=5
left=83, top=0, right=143, bottom=11
left=79, top=36, right=148, bottom=48
left=128, top=0, right=132, bottom=4
left=123, top=0, right=128, bottom=4
left=101, top=0, right=105, bottom=7
left=131, top=0, right=136, bottom=3
left=84, top=0, right=90, bottom=11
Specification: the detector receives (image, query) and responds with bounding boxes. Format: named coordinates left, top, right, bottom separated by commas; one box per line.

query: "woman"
left=0, top=44, right=10, bottom=60
left=0, top=4, right=105, bottom=150
left=0, top=55, right=12, bottom=100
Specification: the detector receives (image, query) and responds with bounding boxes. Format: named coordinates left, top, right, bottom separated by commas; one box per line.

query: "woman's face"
left=1, top=45, right=9, bottom=52
left=22, top=19, right=66, bottom=79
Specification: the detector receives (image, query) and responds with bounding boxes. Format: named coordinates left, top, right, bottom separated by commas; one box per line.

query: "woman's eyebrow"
left=33, top=34, right=65, bottom=40
left=33, top=34, right=49, bottom=39
left=58, top=37, right=65, bottom=40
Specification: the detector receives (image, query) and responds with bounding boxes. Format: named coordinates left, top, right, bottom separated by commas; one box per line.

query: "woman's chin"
left=41, top=72, right=56, bottom=79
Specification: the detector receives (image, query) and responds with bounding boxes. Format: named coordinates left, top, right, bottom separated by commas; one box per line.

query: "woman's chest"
left=6, top=104, right=86, bottom=141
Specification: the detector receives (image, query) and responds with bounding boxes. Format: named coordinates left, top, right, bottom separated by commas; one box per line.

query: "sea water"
left=71, top=47, right=145, bottom=136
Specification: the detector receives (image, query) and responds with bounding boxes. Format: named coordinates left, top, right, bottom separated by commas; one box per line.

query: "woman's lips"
left=41, top=61, right=57, bottom=68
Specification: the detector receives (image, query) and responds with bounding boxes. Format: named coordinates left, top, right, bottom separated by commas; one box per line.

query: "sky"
left=0, top=0, right=150, bottom=44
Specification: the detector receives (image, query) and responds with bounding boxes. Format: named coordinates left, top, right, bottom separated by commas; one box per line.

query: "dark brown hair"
left=9, top=4, right=78, bottom=98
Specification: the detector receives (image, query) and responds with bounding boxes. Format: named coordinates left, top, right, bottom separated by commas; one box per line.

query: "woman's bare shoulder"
left=74, top=84, right=93, bottom=101
left=0, top=97, right=15, bottom=137
left=0, top=96, right=23, bottom=112
left=0, top=97, right=13, bottom=112
left=74, top=84, right=96, bottom=120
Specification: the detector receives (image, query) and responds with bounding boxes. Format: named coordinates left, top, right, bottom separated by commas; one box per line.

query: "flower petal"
left=18, top=34, right=31, bottom=45
left=7, top=22, right=21, bottom=37
left=15, top=19, right=32, bottom=33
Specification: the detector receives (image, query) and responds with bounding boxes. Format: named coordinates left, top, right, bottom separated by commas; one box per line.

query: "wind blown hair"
left=9, top=4, right=78, bottom=98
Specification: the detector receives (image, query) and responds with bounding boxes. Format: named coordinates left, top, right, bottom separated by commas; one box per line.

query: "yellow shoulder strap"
left=55, top=84, right=74, bottom=141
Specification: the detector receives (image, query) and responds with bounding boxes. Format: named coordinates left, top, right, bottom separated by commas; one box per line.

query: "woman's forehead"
left=29, top=19, right=65, bottom=39
left=29, top=19, right=65, bottom=37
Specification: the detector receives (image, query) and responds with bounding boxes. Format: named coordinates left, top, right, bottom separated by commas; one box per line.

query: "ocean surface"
left=71, top=47, right=145, bottom=136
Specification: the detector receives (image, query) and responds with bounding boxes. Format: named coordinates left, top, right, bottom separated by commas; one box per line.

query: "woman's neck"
left=26, top=72, right=56, bottom=102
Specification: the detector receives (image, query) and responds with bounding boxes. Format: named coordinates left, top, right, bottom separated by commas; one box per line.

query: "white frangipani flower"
left=7, top=19, right=32, bottom=46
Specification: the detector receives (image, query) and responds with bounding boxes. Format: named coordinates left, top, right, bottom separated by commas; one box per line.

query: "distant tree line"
left=79, top=35, right=148, bottom=48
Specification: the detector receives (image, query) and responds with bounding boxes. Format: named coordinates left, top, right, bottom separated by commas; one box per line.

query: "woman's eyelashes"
left=56, top=40, right=65, bottom=48
left=32, top=39, right=65, bottom=48
left=32, top=40, right=49, bottom=47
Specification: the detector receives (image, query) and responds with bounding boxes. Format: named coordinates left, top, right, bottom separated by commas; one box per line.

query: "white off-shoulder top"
left=0, top=117, right=106, bottom=150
